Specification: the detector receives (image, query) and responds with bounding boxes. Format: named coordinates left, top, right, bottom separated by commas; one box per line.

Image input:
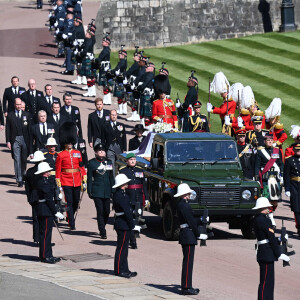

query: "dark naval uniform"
left=113, top=189, right=135, bottom=275
left=87, top=157, right=114, bottom=236
left=246, top=130, right=269, bottom=149
left=177, top=198, right=200, bottom=291
left=182, top=86, right=198, bottom=132
left=284, top=153, right=300, bottom=232
left=119, top=165, right=149, bottom=247
left=36, top=176, right=57, bottom=261
left=237, top=142, right=255, bottom=180
left=253, top=213, right=282, bottom=300
left=44, top=151, right=59, bottom=202
left=188, top=114, right=209, bottom=132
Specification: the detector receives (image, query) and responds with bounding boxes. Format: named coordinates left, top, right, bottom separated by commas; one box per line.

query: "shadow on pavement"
left=90, top=239, right=116, bottom=247
left=40, top=62, right=61, bottom=67
left=40, top=43, right=57, bottom=48
left=210, top=228, right=242, bottom=240
left=41, top=69, right=61, bottom=74
left=274, top=215, right=294, bottom=222
left=49, top=78, right=70, bottom=84
left=146, top=283, right=181, bottom=295
left=34, top=51, right=55, bottom=58
left=2, top=253, right=39, bottom=262
left=0, top=174, right=16, bottom=179
left=81, top=268, right=115, bottom=276
left=6, top=189, right=26, bottom=195
left=15, top=6, right=37, bottom=10
left=0, top=238, right=37, bottom=248
left=0, top=181, right=17, bottom=187
left=61, top=230, right=98, bottom=237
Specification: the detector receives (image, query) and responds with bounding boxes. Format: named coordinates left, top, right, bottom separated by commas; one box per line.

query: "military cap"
left=94, top=143, right=106, bottom=152
left=235, top=129, right=247, bottom=136
left=189, top=76, right=198, bottom=85
left=59, top=122, right=77, bottom=146
left=159, top=68, right=169, bottom=76
left=119, top=49, right=127, bottom=56
left=192, top=101, right=202, bottom=108
left=126, top=153, right=136, bottom=159
left=103, top=36, right=111, bottom=44
left=292, top=143, right=300, bottom=150
left=254, top=110, right=264, bottom=117
left=251, top=116, right=263, bottom=123
left=264, top=132, right=274, bottom=140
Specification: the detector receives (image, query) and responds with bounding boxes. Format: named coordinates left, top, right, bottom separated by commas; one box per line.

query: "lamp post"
left=279, top=0, right=297, bottom=32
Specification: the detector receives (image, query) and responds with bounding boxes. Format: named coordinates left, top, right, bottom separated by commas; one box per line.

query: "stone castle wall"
left=95, top=0, right=299, bottom=50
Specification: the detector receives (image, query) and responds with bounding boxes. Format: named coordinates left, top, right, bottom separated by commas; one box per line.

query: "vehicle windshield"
left=166, top=140, right=238, bottom=163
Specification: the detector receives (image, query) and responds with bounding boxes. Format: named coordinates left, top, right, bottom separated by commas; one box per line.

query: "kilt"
left=140, top=94, right=152, bottom=117
left=80, top=58, right=94, bottom=77
left=114, top=83, right=125, bottom=98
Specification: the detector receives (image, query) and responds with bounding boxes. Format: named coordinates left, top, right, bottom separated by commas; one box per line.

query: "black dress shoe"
left=100, top=234, right=107, bottom=239
left=17, top=182, right=23, bottom=188
left=51, top=257, right=61, bottom=263
left=116, top=272, right=132, bottom=279
left=37, top=6, right=42, bottom=9
left=60, top=64, right=66, bottom=68
left=61, top=70, right=74, bottom=75
left=34, top=241, right=39, bottom=247
left=181, top=288, right=200, bottom=295
left=70, top=226, right=76, bottom=230
left=130, top=243, right=137, bottom=249
left=41, top=257, right=56, bottom=264
left=129, top=271, right=137, bottom=278
left=55, top=54, right=65, bottom=58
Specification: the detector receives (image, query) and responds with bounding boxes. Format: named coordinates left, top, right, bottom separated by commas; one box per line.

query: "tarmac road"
left=1, top=2, right=300, bottom=300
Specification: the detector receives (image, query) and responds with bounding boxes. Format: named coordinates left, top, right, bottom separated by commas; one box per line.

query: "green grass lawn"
left=107, top=31, right=300, bottom=149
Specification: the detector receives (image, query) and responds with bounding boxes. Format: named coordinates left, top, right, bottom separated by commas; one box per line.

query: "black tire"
left=162, top=201, right=180, bottom=240
left=241, top=218, right=256, bottom=239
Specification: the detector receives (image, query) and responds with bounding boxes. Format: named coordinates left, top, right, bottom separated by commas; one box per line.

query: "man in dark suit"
left=47, top=102, right=68, bottom=149
left=31, top=110, right=56, bottom=153
left=101, top=109, right=127, bottom=174
left=21, top=79, right=45, bottom=123
left=88, top=98, right=110, bottom=148
left=2, top=76, right=26, bottom=117
left=42, top=84, right=61, bottom=116
left=60, top=93, right=83, bottom=138
left=5, top=98, right=33, bottom=187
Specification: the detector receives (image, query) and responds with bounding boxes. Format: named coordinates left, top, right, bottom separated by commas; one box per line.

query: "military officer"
left=246, top=116, right=269, bottom=149
left=129, top=124, right=146, bottom=151
left=87, top=144, right=114, bottom=239
left=188, top=101, right=209, bottom=132
left=285, top=125, right=300, bottom=159
left=252, top=197, right=290, bottom=300
left=236, top=129, right=255, bottom=180
left=176, top=183, right=207, bottom=296
left=284, top=143, right=300, bottom=236
left=112, top=174, right=140, bottom=278
left=35, top=162, right=64, bottom=263
left=55, top=122, right=86, bottom=230
left=119, top=153, right=149, bottom=249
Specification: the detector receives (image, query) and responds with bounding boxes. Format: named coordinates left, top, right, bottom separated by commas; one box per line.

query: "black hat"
left=132, top=124, right=145, bottom=132
left=119, top=45, right=127, bottom=56
left=94, top=143, right=106, bottom=152
left=103, top=32, right=111, bottom=44
left=264, top=132, right=274, bottom=140
left=154, top=74, right=170, bottom=95
left=252, top=116, right=263, bottom=123
left=292, top=143, right=300, bottom=150
left=189, top=70, right=198, bottom=85
left=193, top=101, right=202, bottom=108
left=59, top=122, right=77, bottom=146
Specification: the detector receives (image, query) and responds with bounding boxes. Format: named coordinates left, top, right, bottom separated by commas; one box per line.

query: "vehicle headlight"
left=242, top=190, right=251, bottom=200
left=190, top=190, right=197, bottom=201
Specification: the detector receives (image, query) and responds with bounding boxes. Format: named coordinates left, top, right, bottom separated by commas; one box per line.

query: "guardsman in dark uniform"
left=284, top=143, right=300, bottom=236
left=182, top=72, right=198, bottom=132
left=188, top=101, right=209, bottom=132
left=35, top=162, right=64, bottom=263
left=112, top=174, right=139, bottom=278
left=153, top=63, right=171, bottom=100
left=252, top=197, right=290, bottom=300
left=129, top=124, right=146, bottom=151
left=24, top=151, right=46, bottom=245
left=55, top=122, right=86, bottom=230
left=246, top=116, right=269, bottom=149
left=75, top=133, right=88, bottom=168
left=87, top=144, right=114, bottom=239
left=284, top=125, right=300, bottom=159
left=254, top=133, right=284, bottom=228
left=54, top=0, right=66, bottom=58
left=96, top=33, right=111, bottom=86
left=236, top=129, right=255, bottom=180
left=119, top=153, right=149, bottom=249
left=176, top=183, right=206, bottom=296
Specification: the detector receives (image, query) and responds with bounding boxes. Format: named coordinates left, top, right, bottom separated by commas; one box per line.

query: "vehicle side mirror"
left=151, top=158, right=159, bottom=169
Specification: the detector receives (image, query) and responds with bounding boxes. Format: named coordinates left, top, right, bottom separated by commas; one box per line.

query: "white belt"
left=38, top=199, right=46, bottom=203
left=180, top=223, right=189, bottom=229
left=59, top=18, right=64, bottom=21
left=257, top=239, right=269, bottom=245
left=115, top=212, right=125, bottom=216
left=101, top=61, right=110, bottom=66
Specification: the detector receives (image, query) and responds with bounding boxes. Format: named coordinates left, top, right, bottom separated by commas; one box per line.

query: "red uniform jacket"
left=285, top=145, right=294, bottom=159
left=212, top=100, right=236, bottom=120
left=232, top=114, right=251, bottom=130
left=266, top=127, right=287, bottom=148
left=152, top=98, right=177, bottom=127
left=56, top=149, right=86, bottom=187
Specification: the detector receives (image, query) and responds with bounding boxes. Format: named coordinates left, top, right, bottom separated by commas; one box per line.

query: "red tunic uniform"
left=285, top=145, right=294, bottom=159
left=56, top=149, right=86, bottom=187
left=212, top=100, right=236, bottom=120
left=152, top=98, right=178, bottom=127
left=270, top=128, right=287, bottom=149
left=232, top=114, right=251, bottom=130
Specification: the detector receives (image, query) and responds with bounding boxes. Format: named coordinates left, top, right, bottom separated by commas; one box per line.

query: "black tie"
left=14, top=88, right=16, bottom=95
left=43, top=123, right=46, bottom=136
left=56, top=115, right=59, bottom=123
left=18, top=111, right=21, bottom=118
left=113, top=123, right=117, bottom=130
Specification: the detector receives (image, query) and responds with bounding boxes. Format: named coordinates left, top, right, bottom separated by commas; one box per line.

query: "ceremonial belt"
left=50, top=171, right=56, bottom=176
left=59, top=18, right=64, bottom=21
left=291, top=176, right=300, bottom=182
left=38, top=199, right=46, bottom=203
left=180, top=223, right=189, bottom=229
left=239, top=144, right=250, bottom=158
left=128, top=184, right=143, bottom=189
left=257, top=239, right=269, bottom=245
left=62, top=168, right=80, bottom=173
left=158, top=115, right=173, bottom=119
left=115, top=212, right=125, bottom=216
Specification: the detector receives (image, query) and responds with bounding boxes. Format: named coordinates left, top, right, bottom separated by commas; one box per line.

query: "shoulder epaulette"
left=153, top=99, right=160, bottom=103
left=119, top=166, right=126, bottom=170
left=135, top=166, right=143, bottom=169
left=43, top=152, right=48, bottom=155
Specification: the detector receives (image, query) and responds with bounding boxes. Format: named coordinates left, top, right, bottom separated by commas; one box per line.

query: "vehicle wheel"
left=162, top=201, right=179, bottom=240
left=241, top=219, right=256, bottom=239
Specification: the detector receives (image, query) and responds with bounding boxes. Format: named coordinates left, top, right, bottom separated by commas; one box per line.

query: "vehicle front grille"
left=199, top=187, right=240, bottom=207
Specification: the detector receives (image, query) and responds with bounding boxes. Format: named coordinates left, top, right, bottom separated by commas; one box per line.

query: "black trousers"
left=258, top=262, right=274, bottom=300
left=93, top=198, right=110, bottom=234
left=114, top=230, right=130, bottom=275
left=38, top=216, right=53, bottom=259
left=63, top=186, right=81, bottom=228
left=181, top=244, right=195, bottom=289
left=294, top=212, right=300, bottom=229
left=32, top=204, right=39, bottom=242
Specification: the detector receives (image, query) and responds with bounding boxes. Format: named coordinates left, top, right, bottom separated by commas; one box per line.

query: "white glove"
left=207, top=103, right=213, bottom=113
left=131, top=83, right=135, bottom=90
left=74, top=49, right=78, bottom=55
left=224, top=115, right=231, bottom=126
left=206, top=216, right=209, bottom=222
left=133, top=225, right=141, bottom=232
left=285, top=191, right=291, bottom=197
left=176, top=100, right=181, bottom=108
left=82, top=183, right=87, bottom=191
left=54, top=21, right=58, bottom=27
left=53, top=5, right=57, bottom=10
left=55, top=212, right=64, bottom=220
left=104, top=66, right=109, bottom=72
left=137, top=208, right=142, bottom=215
left=238, top=116, right=244, bottom=128
left=138, top=82, right=143, bottom=86
left=73, top=40, right=78, bottom=46
left=279, top=254, right=290, bottom=262
left=145, top=200, right=150, bottom=207
left=198, top=234, right=208, bottom=240
left=62, top=33, right=68, bottom=39
left=115, top=69, right=120, bottom=76
left=272, top=142, right=277, bottom=147
left=278, top=234, right=288, bottom=242
left=55, top=28, right=59, bottom=35
left=48, top=12, right=52, bottom=18
left=123, top=78, right=128, bottom=85
left=58, top=193, right=63, bottom=200
left=280, top=177, right=284, bottom=185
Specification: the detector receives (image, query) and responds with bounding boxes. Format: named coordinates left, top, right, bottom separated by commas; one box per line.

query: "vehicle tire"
left=162, top=201, right=179, bottom=240
left=241, top=218, right=256, bottom=239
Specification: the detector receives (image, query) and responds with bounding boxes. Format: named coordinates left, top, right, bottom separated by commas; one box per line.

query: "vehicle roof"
left=154, top=132, right=235, bottom=143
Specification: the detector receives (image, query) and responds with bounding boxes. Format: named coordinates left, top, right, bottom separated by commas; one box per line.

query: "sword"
left=74, top=190, right=85, bottom=221
left=208, top=77, right=211, bottom=128
left=53, top=220, right=64, bottom=241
